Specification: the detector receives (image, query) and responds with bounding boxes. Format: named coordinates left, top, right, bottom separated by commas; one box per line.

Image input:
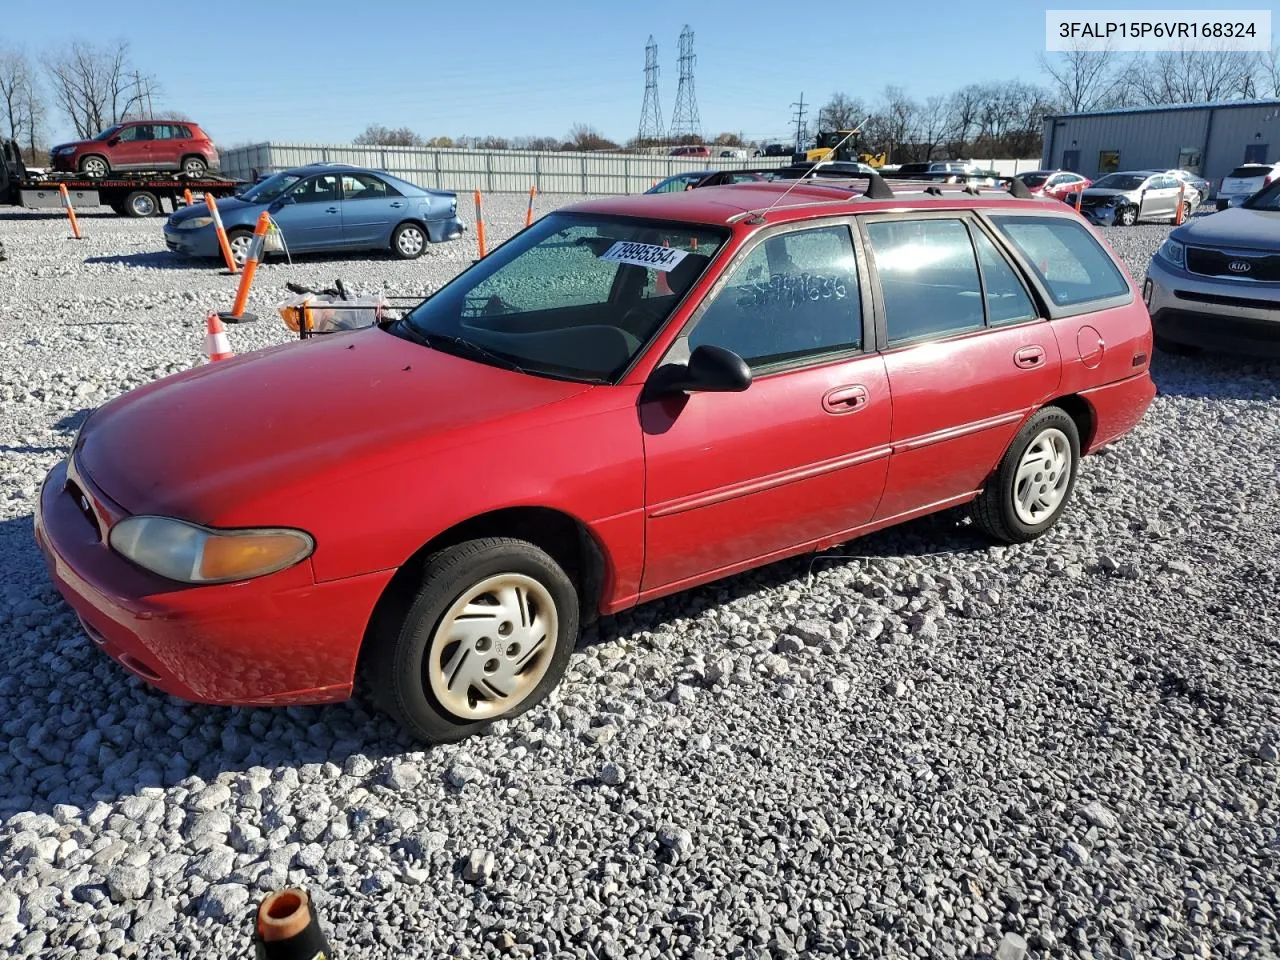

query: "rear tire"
left=123, top=190, right=159, bottom=218
left=366, top=537, right=578, bottom=743
left=971, top=407, right=1081, bottom=544
left=391, top=222, right=426, bottom=260
left=181, top=156, right=208, bottom=177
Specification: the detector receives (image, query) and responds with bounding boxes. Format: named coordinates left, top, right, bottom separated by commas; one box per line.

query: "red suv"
left=35, top=177, right=1155, bottom=743
left=49, top=120, right=219, bottom=178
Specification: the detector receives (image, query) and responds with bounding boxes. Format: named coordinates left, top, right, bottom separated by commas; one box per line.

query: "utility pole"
left=791, top=93, right=808, bottom=153
left=637, top=35, right=664, bottom=144
left=669, top=26, right=702, bottom=142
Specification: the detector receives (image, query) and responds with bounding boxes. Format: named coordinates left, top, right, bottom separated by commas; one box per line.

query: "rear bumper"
left=34, top=457, right=393, bottom=706
left=426, top=216, right=467, bottom=243
left=1145, top=257, right=1280, bottom=356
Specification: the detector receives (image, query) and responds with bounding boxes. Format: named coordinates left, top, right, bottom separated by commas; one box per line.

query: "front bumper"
left=34, top=457, right=393, bottom=706
left=163, top=225, right=220, bottom=258
left=1145, top=256, right=1280, bottom=357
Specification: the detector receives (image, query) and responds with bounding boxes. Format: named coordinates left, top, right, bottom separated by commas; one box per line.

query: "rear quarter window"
left=988, top=215, right=1130, bottom=308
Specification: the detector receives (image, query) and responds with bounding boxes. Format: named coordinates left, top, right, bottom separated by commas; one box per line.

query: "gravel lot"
left=1, top=198, right=1278, bottom=960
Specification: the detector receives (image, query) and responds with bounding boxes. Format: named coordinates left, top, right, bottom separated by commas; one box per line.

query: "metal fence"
left=218, top=143, right=791, bottom=195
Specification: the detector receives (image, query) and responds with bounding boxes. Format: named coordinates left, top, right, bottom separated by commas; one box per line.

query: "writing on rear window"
left=600, top=241, right=689, bottom=272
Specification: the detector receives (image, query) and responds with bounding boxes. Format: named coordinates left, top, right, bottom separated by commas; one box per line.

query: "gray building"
left=1042, top=99, right=1280, bottom=187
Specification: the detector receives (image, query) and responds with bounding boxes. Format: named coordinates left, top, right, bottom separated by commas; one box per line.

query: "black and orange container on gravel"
left=252, top=888, right=332, bottom=960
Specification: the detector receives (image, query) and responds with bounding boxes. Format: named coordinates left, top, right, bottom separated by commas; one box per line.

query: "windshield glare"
left=1243, top=179, right=1280, bottom=211
left=400, top=213, right=726, bottom=382
left=240, top=172, right=302, bottom=203
left=1094, top=174, right=1145, bottom=190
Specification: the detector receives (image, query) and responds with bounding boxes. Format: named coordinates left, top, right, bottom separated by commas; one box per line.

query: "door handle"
left=325, top=206, right=339, bottom=213
left=390, top=201, right=403, bottom=208
left=1014, top=345, right=1045, bottom=368
left=822, top=384, right=868, bottom=413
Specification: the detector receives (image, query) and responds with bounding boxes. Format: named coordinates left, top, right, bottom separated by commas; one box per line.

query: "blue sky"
left=7, top=0, right=1246, bottom=147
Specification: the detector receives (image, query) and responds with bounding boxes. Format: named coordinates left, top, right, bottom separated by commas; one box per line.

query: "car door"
left=108, top=124, right=148, bottom=170
left=339, top=172, right=405, bottom=247
left=270, top=174, right=342, bottom=250
left=1139, top=176, right=1173, bottom=218
left=148, top=123, right=180, bottom=170
left=860, top=214, right=1062, bottom=521
left=640, top=222, right=892, bottom=593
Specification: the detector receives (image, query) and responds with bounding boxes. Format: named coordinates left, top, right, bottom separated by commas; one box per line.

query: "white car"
left=1216, top=162, right=1280, bottom=210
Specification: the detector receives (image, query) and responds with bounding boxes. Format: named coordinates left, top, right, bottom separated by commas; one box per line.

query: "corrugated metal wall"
left=217, top=143, right=792, bottom=195
left=1041, top=103, right=1280, bottom=185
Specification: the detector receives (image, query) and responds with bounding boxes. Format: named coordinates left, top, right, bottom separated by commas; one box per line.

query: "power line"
left=669, top=25, right=702, bottom=141
left=791, top=93, right=808, bottom=152
left=637, top=35, right=664, bottom=143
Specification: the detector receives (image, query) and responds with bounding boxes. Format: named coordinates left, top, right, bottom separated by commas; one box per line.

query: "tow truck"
left=1, top=138, right=245, bottom=218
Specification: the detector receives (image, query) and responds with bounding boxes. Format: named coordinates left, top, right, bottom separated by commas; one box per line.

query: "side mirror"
left=271, top=195, right=295, bottom=209
left=643, top=344, right=752, bottom=399
left=107, top=137, right=120, bottom=146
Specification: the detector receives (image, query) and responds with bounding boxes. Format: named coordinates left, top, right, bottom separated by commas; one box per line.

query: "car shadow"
left=1149, top=349, right=1280, bottom=401
left=0, top=498, right=986, bottom=816
left=83, top=252, right=205, bottom=271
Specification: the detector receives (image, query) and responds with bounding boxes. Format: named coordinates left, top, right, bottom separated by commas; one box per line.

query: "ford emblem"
left=1227, top=260, right=1251, bottom=274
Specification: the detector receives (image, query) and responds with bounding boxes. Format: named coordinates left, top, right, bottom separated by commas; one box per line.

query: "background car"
left=1216, top=162, right=1280, bottom=209
left=668, top=145, right=710, bottom=158
left=1165, top=168, right=1212, bottom=207
left=49, top=121, right=220, bottom=178
left=1016, top=169, right=1092, bottom=201
left=1145, top=176, right=1280, bottom=357
left=1074, top=170, right=1192, bottom=226
left=646, top=170, right=768, bottom=192
left=164, top=163, right=464, bottom=263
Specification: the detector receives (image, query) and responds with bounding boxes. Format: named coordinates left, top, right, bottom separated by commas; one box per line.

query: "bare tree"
left=353, top=123, right=422, bottom=146
left=868, top=85, right=917, bottom=163
left=0, top=47, right=39, bottom=148
left=1260, top=46, right=1280, bottom=97
left=913, top=95, right=952, bottom=162
left=566, top=124, right=618, bottom=151
left=1038, top=42, right=1124, bottom=112
left=44, top=40, right=153, bottom=138
left=817, top=92, right=867, bottom=131
left=1122, top=46, right=1257, bottom=105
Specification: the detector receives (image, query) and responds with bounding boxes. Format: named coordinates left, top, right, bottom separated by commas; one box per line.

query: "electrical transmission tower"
left=637, top=35, right=665, bottom=143
left=791, top=93, right=808, bottom=153
left=669, top=25, right=702, bottom=141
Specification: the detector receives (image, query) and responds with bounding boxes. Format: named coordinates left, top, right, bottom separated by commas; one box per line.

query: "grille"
left=1186, top=247, right=1280, bottom=283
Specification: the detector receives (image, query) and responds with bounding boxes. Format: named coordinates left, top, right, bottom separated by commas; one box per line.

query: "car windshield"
left=1228, top=165, right=1267, bottom=179
left=397, top=212, right=727, bottom=382
left=1018, top=173, right=1050, bottom=187
left=1093, top=174, right=1146, bottom=190
left=239, top=172, right=302, bottom=203
left=1243, top=179, right=1280, bottom=211
left=92, top=124, right=123, bottom=141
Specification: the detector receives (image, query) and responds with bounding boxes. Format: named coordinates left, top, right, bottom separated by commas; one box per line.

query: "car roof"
left=283, top=162, right=369, bottom=175
left=563, top=180, right=1066, bottom=228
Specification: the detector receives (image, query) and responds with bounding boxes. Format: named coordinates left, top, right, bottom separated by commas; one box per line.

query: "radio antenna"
left=744, top=116, right=872, bottom=224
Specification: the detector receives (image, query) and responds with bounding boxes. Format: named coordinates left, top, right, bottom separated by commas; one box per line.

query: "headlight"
left=109, top=516, right=314, bottom=584
left=1157, top=238, right=1185, bottom=267
left=56, top=146, right=75, bottom=155
left=177, top=216, right=214, bottom=230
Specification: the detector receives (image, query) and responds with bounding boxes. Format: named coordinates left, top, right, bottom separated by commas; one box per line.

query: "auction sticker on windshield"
left=600, top=241, right=689, bottom=272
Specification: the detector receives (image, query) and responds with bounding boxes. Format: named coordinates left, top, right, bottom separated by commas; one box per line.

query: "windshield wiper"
left=394, top=322, right=528, bottom=374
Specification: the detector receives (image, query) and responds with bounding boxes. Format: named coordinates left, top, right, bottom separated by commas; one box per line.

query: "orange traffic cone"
left=204, top=313, right=233, bottom=361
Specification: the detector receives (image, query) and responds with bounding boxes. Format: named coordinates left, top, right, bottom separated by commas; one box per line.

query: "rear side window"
left=865, top=218, right=984, bottom=345
left=971, top=229, right=1038, bottom=325
left=989, top=216, right=1130, bottom=307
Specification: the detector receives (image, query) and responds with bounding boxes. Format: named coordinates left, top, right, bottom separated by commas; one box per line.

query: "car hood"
left=51, top=140, right=91, bottom=152
left=168, top=194, right=260, bottom=223
left=1173, top=207, right=1280, bottom=250
left=76, top=326, right=591, bottom=524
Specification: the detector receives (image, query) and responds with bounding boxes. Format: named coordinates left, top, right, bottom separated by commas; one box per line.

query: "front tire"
left=367, top=538, right=579, bottom=743
left=226, top=228, right=254, bottom=267
left=971, top=408, right=1081, bottom=544
left=1116, top=206, right=1138, bottom=226
left=391, top=222, right=426, bottom=260
left=79, top=155, right=109, bottom=178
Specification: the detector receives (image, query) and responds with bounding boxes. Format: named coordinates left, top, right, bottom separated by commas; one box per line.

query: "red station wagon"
left=49, top=120, right=220, bottom=178
left=34, top=178, right=1156, bottom=742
